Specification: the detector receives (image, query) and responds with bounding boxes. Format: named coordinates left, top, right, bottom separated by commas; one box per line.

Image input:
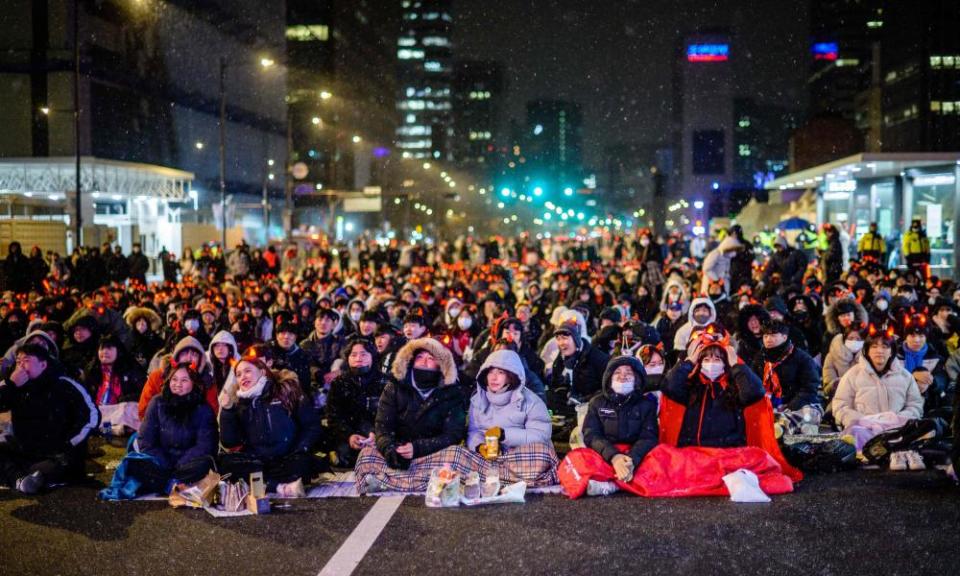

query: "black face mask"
left=413, top=368, right=442, bottom=389
left=349, top=365, right=372, bottom=377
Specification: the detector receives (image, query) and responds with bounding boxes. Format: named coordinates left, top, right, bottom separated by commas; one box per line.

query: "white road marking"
left=318, top=496, right=405, bottom=576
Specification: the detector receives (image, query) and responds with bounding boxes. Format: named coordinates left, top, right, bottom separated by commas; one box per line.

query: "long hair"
left=235, top=356, right=304, bottom=414
left=161, top=365, right=205, bottom=421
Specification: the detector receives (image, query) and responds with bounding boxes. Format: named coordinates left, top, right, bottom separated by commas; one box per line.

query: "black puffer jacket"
left=549, top=340, right=610, bottom=402
left=139, top=394, right=218, bottom=470
left=663, top=360, right=765, bottom=448
left=272, top=344, right=314, bottom=398
left=582, top=356, right=659, bottom=464
left=326, top=368, right=389, bottom=446
left=0, top=365, right=99, bottom=458
left=751, top=343, right=823, bottom=411
left=219, top=380, right=323, bottom=461
left=374, top=376, right=466, bottom=469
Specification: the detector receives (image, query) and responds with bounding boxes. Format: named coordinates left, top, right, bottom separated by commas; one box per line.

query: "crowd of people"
left=0, top=219, right=956, bottom=499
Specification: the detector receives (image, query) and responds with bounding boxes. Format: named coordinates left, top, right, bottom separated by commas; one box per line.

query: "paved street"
left=2, top=441, right=959, bottom=576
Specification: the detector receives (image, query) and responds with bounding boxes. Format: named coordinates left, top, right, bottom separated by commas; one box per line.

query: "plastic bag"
left=461, top=481, right=527, bottom=506
left=425, top=466, right=460, bottom=508
left=169, top=469, right=221, bottom=508
left=722, top=469, right=770, bottom=503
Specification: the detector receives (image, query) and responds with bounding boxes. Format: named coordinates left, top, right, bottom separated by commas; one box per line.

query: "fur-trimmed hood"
left=825, top=297, right=869, bottom=334
left=123, top=306, right=162, bottom=332
left=391, top=337, right=458, bottom=386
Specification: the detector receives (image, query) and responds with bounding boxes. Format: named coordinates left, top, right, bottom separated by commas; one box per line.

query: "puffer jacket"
left=137, top=336, right=217, bottom=420
left=582, top=356, right=659, bottom=464
left=326, top=367, right=389, bottom=447
left=822, top=334, right=859, bottom=399
left=751, top=342, right=822, bottom=411
left=467, top=350, right=552, bottom=451
left=663, top=359, right=765, bottom=448
left=375, top=338, right=466, bottom=469
left=549, top=339, right=610, bottom=402
left=219, top=380, right=323, bottom=461
left=831, top=355, right=924, bottom=429
left=139, top=395, right=218, bottom=470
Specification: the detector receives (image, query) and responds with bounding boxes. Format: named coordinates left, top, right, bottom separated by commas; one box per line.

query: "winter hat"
left=273, top=311, right=298, bottom=334
left=553, top=319, right=581, bottom=343
left=760, top=319, right=790, bottom=336
left=476, top=349, right=526, bottom=390
left=902, top=313, right=929, bottom=336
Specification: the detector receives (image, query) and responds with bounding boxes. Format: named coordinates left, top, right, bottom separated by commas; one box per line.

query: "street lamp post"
left=218, top=56, right=227, bottom=250
left=73, top=0, right=82, bottom=245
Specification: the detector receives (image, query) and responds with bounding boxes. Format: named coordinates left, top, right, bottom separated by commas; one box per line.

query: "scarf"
left=762, top=343, right=794, bottom=407
left=486, top=387, right=513, bottom=407
left=902, top=343, right=928, bottom=373
left=237, top=374, right=268, bottom=399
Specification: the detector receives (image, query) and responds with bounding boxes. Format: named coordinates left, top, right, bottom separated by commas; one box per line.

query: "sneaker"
left=15, top=471, right=44, bottom=495
left=889, top=451, right=908, bottom=471
left=586, top=480, right=618, bottom=496
left=904, top=450, right=926, bottom=471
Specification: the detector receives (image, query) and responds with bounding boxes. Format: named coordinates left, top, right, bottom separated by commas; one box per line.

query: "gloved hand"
left=611, top=454, right=634, bottom=482
left=219, top=377, right=238, bottom=409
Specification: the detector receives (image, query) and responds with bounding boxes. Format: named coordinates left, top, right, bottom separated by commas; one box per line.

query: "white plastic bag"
left=722, top=469, right=770, bottom=503
left=461, top=481, right=527, bottom=506
left=425, top=467, right=460, bottom=508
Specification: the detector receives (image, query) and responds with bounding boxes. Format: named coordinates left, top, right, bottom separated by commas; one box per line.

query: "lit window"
left=406, top=114, right=416, bottom=123
left=422, top=36, right=449, bottom=47
left=398, top=49, right=424, bottom=60
left=930, top=56, right=942, bottom=68
left=866, top=20, right=883, bottom=28
left=398, top=37, right=416, bottom=47
left=738, top=144, right=751, bottom=157
left=931, top=101, right=941, bottom=112
left=423, top=12, right=439, bottom=20
left=737, top=118, right=750, bottom=128
left=944, top=56, right=956, bottom=68
left=944, top=102, right=956, bottom=113
left=835, top=58, right=859, bottom=67
left=424, top=61, right=443, bottom=72
left=286, top=25, right=329, bottom=42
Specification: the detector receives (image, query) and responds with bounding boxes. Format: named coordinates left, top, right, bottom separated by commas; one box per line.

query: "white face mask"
left=611, top=377, right=635, bottom=395
left=458, top=317, right=473, bottom=330
left=844, top=340, right=864, bottom=353
left=349, top=312, right=362, bottom=323
left=644, top=364, right=664, bottom=375
left=876, top=300, right=888, bottom=311
left=640, top=238, right=650, bottom=247
left=184, top=319, right=200, bottom=332
left=448, top=307, right=462, bottom=320
left=928, top=296, right=937, bottom=305
left=701, top=360, right=725, bottom=381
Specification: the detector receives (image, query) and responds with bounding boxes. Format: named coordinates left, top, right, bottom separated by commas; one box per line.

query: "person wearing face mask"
left=637, top=344, right=667, bottom=392
left=105, top=365, right=218, bottom=499
left=463, top=349, right=557, bottom=486
left=444, top=305, right=478, bottom=367
left=832, top=327, right=924, bottom=469
left=672, top=297, right=718, bottom=357
left=637, top=230, right=666, bottom=296
left=823, top=325, right=867, bottom=403
left=343, top=299, right=367, bottom=336
left=219, top=355, right=323, bottom=493
left=868, top=292, right=893, bottom=331
left=173, top=309, right=210, bottom=349
left=325, top=337, right=389, bottom=467
left=659, top=327, right=802, bottom=490
left=822, top=298, right=868, bottom=357
left=559, top=356, right=658, bottom=498
left=897, top=315, right=950, bottom=420
left=752, top=320, right=822, bottom=433
left=123, top=307, right=164, bottom=370
left=655, top=301, right=687, bottom=362
left=355, top=338, right=466, bottom=493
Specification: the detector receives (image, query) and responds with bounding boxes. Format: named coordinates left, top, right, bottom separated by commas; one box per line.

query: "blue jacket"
left=139, top=396, right=218, bottom=471
left=219, top=382, right=323, bottom=461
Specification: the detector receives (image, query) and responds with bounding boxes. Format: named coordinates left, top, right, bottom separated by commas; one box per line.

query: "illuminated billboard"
left=812, top=42, right=839, bottom=60
left=687, top=44, right=729, bottom=62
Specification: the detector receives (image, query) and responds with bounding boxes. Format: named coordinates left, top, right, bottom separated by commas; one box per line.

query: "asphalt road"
left=1, top=442, right=959, bottom=576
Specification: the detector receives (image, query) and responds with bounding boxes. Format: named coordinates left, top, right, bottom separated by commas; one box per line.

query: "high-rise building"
left=452, top=60, right=504, bottom=166
left=525, top=99, right=583, bottom=185
left=879, top=1, right=960, bottom=151
left=286, top=0, right=398, bottom=192
left=396, top=0, right=454, bottom=160
left=673, top=32, right=734, bottom=201
left=733, top=99, right=800, bottom=187
left=0, top=0, right=287, bottom=251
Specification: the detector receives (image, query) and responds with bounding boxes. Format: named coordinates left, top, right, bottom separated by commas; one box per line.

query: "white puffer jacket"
left=831, top=355, right=924, bottom=429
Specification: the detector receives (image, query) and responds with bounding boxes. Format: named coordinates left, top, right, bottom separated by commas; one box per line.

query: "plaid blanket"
left=355, top=442, right=559, bottom=494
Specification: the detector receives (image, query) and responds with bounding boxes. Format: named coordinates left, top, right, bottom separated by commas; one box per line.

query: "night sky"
left=456, top=0, right=810, bottom=167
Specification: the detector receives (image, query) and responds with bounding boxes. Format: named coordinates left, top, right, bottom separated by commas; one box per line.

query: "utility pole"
left=73, top=0, right=82, bottom=245
left=218, top=56, right=227, bottom=250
